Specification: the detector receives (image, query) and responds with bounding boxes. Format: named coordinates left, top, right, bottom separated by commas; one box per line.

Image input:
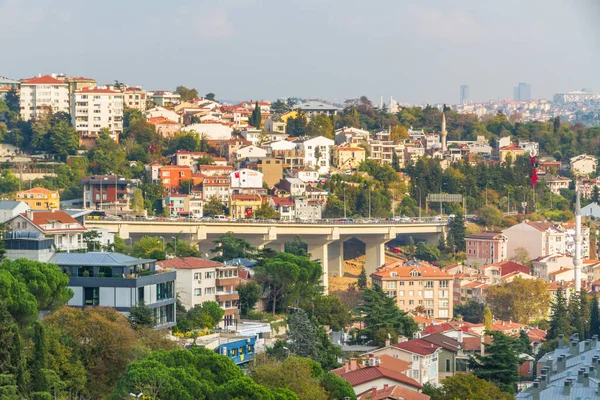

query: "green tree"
left=205, top=93, right=216, bottom=101
left=210, top=232, right=256, bottom=262
left=357, top=286, right=418, bottom=343
left=308, top=295, right=351, bottom=331
left=449, top=210, right=466, bottom=251
left=131, top=188, right=145, bottom=214
left=253, top=203, right=280, bottom=219
left=286, top=113, right=308, bottom=137
left=196, top=155, right=215, bottom=165
left=454, top=299, right=485, bottom=323
left=0, top=269, right=39, bottom=327
left=484, top=307, right=493, bottom=331
left=132, top=236, right=165, bottom=259
left=179, top=301, right=225, bottom=330
left=514, top=330, right=533, bottom=356
left=88, top=132, right=128, bottom=175
left=83, top=229, right=102, bottom=251
left=469, top=331, right=520, bottom=394
left=485, top=277, right=550, bottom=323
left=127, top=301, right=154, bottom=329
left=284, top=236, right=309, bottom=257
left=250, top=357, right=328, bottom=400
left=237, top=281, right=262, bottom=316
left=287, top=309, right=317, bottom=359
left=591, top=294, right=600, bottom=338
left=249, top=101, right=262, bottom=128
left=415, top=242, right=441, bottom=261
left=407, top=236, right=415, bottom=257
left=4, top=89, right=19, bottom=113
left=271, top=99, right=290, bottom=115
left=175, top=86, right=199, bottom=102
left=391, top=151, right=400, bottom=171
left=203, top=196, right=225, bottom=217
left=478, top=205, right=504, bottom=227
left=315, top=327, right=343, bottom=371
left=49, top=120, right=79, bottom=161
left=357, top=266, right=367, bottom=290
left=592, top=186, right=600, bottom=203
left=306, top=115, right=334, bottom=139
left=319, top=372, right=356, bottom=400
left=426, top=373, right=513, bottom=400
left=0, top=303, right=26, bottom=393
left=31, top=322, right=50, bottom=393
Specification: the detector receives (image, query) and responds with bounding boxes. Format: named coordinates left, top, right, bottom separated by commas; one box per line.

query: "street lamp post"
left=171, top=236, right=177, bottom=256
left=343, top=186, right=347, bottom=219
left=159, top=236, right=165, bottom=251
left=415, top=186, right=422, bottom=220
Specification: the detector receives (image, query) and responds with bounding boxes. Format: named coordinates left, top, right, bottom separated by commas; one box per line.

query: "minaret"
left=441, top=111, right=448, bottom=152
left=574, top=188, right=582, bottom=292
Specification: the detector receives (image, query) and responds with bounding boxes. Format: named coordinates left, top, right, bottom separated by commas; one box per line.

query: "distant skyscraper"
left=460, top=84, right=469, bottom=104
left=513, top=82, right=532, bottom=101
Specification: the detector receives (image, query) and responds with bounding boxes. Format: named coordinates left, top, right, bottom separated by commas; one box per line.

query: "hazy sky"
left=2, top=0, right=599, bottom=104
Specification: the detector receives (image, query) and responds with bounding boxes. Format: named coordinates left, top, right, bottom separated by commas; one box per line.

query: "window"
left=399, top=282, right=405, bottom=286
left=194, top=272, right=202, bottom=280
left=425, top=281, right=434, bottom=288
left=408, top=290, right=414, bottom=296
left=439, top=300, right=449, bottom=308
left=205, top=271, right=215, bottom=279
left=439, top=290, right=449, bottom=299
left=409, top=300, right=414, bottom=305
left=398, top=290, right=405, bottom=297
left=399, top=300, right=405, bottom=305
left=412, top=355, right=419, bottom=361
left=386, top=281, right=397, bottom=289
left=439, top=309, right=449, bottom=318
left=409, top=281, right=414, bottom=286
left=84, top=287, right=99, bottom=306
left=446, top=359, right=451, bottom=372
left=36, top=202, right=42, bottom=207
left=205, top=287, right=216, bottom=295
left=424, top=290, right=434, bottom=299
left=440, top=280, right=449, bottom=288
left=156, top=281, right=174, bottom=301
left=412, top=369, right=420, bottom=379
left=194, top=288, right=202, bottom=296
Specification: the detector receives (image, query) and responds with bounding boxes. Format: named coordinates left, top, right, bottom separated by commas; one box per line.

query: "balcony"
left=216, top=277, right=239, bottom=286
left=216, top=291, right=239, bottom=302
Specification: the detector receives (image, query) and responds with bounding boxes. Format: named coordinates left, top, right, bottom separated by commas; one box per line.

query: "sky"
left=2, top=0, right=599, bottom=104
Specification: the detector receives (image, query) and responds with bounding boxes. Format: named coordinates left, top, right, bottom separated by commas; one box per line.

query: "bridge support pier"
left=305, top=239, right=334, bottom=294
left=328, top=241, right=344, bottom=277
left=362, top=236, right=388, bottom=276
left=264, top=241, right=285, bottom=253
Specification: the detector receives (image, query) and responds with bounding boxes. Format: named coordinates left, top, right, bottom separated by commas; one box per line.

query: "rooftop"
left=372, top=260, right=452, bottom=279
left=392, top=338, right=442, bottom=356
left=21, top=75, right=67, bottom=85
left=50, top=252, right=154, bottom=267
left=157, top=257, right=224, bottom=270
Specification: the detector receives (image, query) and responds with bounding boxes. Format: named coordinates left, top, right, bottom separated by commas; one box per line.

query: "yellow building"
left=229, top=194, right=263, bottom=219
left=333, top=146, right=366, bottom=169
left=499, top=144, right=525, bottom=163
left=16, top=187, right=60, bottom=210
left=280, top=110, right=298, bottom=123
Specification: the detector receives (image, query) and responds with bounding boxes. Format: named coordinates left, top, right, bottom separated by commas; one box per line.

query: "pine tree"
left=591, top=294, right=600, bottom=338
left=593, top=186, right=600, bottom=203
left=438, top=234, right=446, bottom=252
left=287, top=309, right=317, bottom=359
left=31, top=322, right=49, bottom=393
left=392, top=152, right=400, bottom=172
left=407, top=236, right=415, bottom=257
left=449, top=210, right=466, bottom=251
left=548, top=288, right=570, bottom=340
left=579, top=289, right=591, bottom=339
left=469, top=331, right=520, bottom=394
left=357, top=266, right=367, bottom=290
left=8, top=325, right=25, bottom=393
left=569, top=291, right=585, bottom=340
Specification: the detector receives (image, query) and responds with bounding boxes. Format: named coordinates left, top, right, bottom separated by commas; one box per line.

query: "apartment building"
left=157, top=257, right=240, bottom=328
left=71, top=87, right=124, bottom=142
left=503, top=221, right=566, bottom=260
left=149, top=90, right=181, bottom=106
left=333, top=146, right=366, bottom=169
left=60, top=76, right=97, bottom=96
left=81, top=175, right=133, bottom=214
left=294, top=136, right=335, bottom=175
left=19, top=75, right=69, bottom=120
left=15, top=187, right=60, bottom=210
left=122, top=86, right=147, bottom=111
left=570, top=154, right=597, bottom=176
left=53, top=252, right=176, bottom=329
left=465, top=231, right=508, bottom=267
left=159, top=166, right=192, bottom=194
left=371, top=260, right=453, bottom=321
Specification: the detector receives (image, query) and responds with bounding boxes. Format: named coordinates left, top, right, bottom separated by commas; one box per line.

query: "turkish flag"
left=235, top=172, right=240, bottom=178
left=530, top=155, right=538, bottom=188
left=245, top=208, right=252, bottom=217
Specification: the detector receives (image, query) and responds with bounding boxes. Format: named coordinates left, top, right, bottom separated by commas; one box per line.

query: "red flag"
left=530, top=155, right=538, bottom=188
left=235, top=172, right=240, bottom=178
left=245, top=208, right=252, bottom=217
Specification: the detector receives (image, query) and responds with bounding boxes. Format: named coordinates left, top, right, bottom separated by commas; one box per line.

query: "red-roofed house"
left=358, top=384, right=430, bottom=400
left=268, top=196, right=295, bottom=220
left=156, top=257, right=240, bottom=328
left=479, top=261, right=531, bottom=284
left=367, top=339, right=442, bottom=385
left=159, top=166, right=192, bottom=193
left=20, top=75, right=70, bottom=120
left=332, top=356, right=424, bottom=396
left=6, top=210, right=86, bottom=251
left=148, top=117, right=181, bottom=137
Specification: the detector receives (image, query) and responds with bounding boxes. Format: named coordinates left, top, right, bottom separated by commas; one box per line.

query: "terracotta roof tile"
left=22, top=75, right=67, bottom=85
left=358, top=385, right=430, bottom=400
left=392, top=339, right=441, bottom=356
left=156, top=257, right=223, bottom=270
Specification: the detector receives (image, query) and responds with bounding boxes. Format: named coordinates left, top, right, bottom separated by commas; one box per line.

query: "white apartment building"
left=20, top=75, right=70, bottom=121
left=157, top=257, right=240, bottom=328
left=503, top=221, right=566, bottom=260
left=294, top=136, right=335, bottom=175
left=230, top=169, right=263, bottom=189
left=71, top=87, right=124, bottom=141
left=122, top=87, right=147, bottom=111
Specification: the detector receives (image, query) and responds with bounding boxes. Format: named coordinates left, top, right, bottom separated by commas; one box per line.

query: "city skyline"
left=1, top=0, right=599, bottom=104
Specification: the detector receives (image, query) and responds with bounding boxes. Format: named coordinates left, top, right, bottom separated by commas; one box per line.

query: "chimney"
left=26, top=209, right=33, bottom=220
left=344, top=361, right=350, bottom=373
left=457, top=330, right=463, bottom=344
left=593, top=334, right=598, bottom=348
left=383, top=384, right=389, bottom=390
left=385, top=339, right=390, bottom=347
left=531, top=380, right=540, bottom=400
left=371, top=387, right=377, bottom=396
left=557, top=355, right=566, bottom=372
left=563, top=379, right=571, bottom=396
left=558, top=334, right=565, bottom=348
left=584, top=339, right=591, bottom=352
left=590, top=365, right=596, bottom=379
left=577, top=368, right=585, bottom=383
left=539, top=374, right=547, bottom=390
left=570, top=340, right=579, bottom=357
left=349, top=358, right=357, bottom=371
left=583, top=372, right=590, bottom=387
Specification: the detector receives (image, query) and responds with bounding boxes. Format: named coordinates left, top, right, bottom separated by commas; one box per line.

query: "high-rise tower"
left=574, top=188, right=582, bottom=292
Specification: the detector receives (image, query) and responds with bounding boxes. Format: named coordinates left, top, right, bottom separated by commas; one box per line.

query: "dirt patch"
left=328, top=255, right=400, bottom=292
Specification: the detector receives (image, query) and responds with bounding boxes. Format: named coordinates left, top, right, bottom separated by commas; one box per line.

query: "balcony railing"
left=216, top=291, right=239, bottom=302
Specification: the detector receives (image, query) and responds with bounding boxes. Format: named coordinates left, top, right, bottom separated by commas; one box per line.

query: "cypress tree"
left=8, top=325, right=26, bottom=393
left=357, top=266, right=367, bottom=290
left=484, top=307, right=493, bottom=332
left=548, top=288, right=570, bottom=340
left=591, top=294, right=600, bottom=338
left=449, top=210, right=466, bottom=251
left=579, top=289, right=591, bottom=339
left=569, top=290, right=585, bottom=340
left=31, top=322, right=49, bottom=393
left=392, top=151, right=400, bottom=172
left=250, top=101, right=262, bottom=129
